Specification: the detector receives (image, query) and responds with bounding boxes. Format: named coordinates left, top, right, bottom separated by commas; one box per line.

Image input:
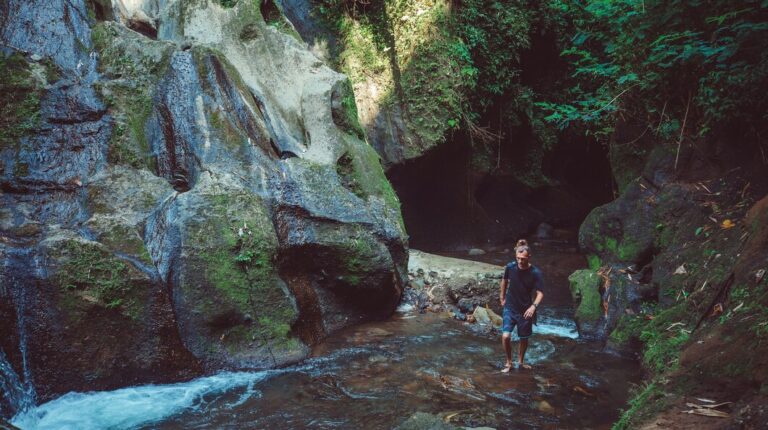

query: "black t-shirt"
left=503, top=262, right=544, bottom=313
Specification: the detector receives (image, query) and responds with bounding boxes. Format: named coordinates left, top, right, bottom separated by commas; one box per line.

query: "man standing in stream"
left=500, top=239, right=544, bottom=372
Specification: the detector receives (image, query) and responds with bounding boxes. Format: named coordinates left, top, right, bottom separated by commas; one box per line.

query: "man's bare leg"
left=501, top=333, right=513, bottom=372
left=518, top=338, right=531, bottom=369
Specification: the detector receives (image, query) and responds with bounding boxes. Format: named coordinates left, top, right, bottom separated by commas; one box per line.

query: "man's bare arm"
left=524, top=290, right=544, bottom=319
left=499, top=279, right=508, bottom=306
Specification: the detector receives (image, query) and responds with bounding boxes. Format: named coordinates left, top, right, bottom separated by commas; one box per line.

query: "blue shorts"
left=502, top=308, right=533, bottom=338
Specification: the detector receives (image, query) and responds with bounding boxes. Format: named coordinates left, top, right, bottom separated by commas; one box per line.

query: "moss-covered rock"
left=569, top=269, right=603, bottom=321
left=0, top=52, right=50, bottom=177
left=608, top=120, right=655, bottom=194
left=91, top=22, right=174, bottom=170
left=0, top=53, right=44, bottom=149
left=51, top=238, right=146, bottom=320
left=331, top=78, right=366, bottom=140
left=568, top=269, right=604, bottom=338
left=171, top=177, right=302, bottom=368
left=15, top=231, right=201, bottom=399
left=1, top=0, right=408, bottom=402
left=579, top=179, right=658, bottom=265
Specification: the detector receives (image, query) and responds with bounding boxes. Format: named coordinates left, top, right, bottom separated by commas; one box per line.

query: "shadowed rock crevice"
left=204, top=53, right=278, bottom=158
left=149, top=51, right=204, bottom=192
left=281, top=273, right=326, bottom=346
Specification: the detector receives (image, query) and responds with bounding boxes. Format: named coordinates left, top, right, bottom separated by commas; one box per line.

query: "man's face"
left=516, top=247, right=530, bottom=266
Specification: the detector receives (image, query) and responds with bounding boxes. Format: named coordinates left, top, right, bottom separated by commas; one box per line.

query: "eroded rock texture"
left=0, top=0, right=406, bottom=413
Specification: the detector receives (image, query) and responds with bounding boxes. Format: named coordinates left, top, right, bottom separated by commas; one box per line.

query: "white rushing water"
left=11, top=371, right=272, bottom=430
left=534, top=312, right=580, bottom=339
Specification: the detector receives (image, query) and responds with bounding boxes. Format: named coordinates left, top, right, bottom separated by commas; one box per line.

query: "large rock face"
left=0, top=0, right=406, bottom=414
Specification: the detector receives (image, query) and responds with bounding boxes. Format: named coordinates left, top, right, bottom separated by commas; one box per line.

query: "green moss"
left=336, top=151, right=365, bottom=198
left=342, top=138, right=405, bottom=231
left=54, top=240, right=144, bottom=320
left=95, top=222, right=153, bottom=265
left=209, top=108, right=247, bottom=153
left=568, top=269, right=603, bottom=322
left=617, top=236, right=644, bottom=262
left=0, top=53, right=42, bottom=149
left=14, top=162, right=30, bottom=177
left=189, top=192, right=297, bottom=347
left=587, top=254, right=601, bottom=271
left=612, top=382, right=666, bottom=430
left=320, top=1, right=471, bottom=155
left=638, top=303, right=691, bottom=373
left=261, top=0, right=302, bottom=41
left=655, top=224, right=674, bottom=249
left=42, top=58, right=61, bottom=83
left=339, top=236, right=379, bottom=287
left=399, top=33, right=470, bottom=151
left=609, top=314, right=645, bottom=345
left=332, top=79, right=366, bottom=140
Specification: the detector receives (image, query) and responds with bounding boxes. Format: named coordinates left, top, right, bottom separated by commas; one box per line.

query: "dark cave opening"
left=387, top=131, right=614, bottom=252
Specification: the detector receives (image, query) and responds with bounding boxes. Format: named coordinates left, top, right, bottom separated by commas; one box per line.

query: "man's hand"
left=524, top=305, right=536, bottom=319
left=500, top=296, right=506, bottom=306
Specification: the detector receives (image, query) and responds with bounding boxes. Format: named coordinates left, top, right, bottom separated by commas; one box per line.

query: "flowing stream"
left=10, top=241, right=640, bottom=429
left=11, top=310, right=638, bottom=429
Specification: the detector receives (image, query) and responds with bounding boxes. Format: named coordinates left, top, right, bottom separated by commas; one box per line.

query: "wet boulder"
left=160, top=175, right=303, bottom=369
left=568, top=269, right=604, bottom=339
left=24, top=231, right=199, bottom=400
left=578, top=179, right=657, bottom=266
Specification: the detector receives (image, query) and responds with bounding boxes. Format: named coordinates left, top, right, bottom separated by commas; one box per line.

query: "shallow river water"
left=12, top=242, right=640, bottom=429
left=12, top=309, right=639, bottom=430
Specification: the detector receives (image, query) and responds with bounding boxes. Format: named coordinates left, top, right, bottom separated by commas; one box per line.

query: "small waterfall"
left=0, top=348, right=34, bottom=417
left=1, top=274, right=37, bottom=418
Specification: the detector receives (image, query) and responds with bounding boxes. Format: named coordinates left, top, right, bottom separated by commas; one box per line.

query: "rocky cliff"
left=0, top=0, right=406, bottom=416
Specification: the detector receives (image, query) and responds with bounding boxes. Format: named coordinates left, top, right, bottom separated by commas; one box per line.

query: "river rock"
left=468, top=248, right=486, bottom=256
left=408, top=250, right=504, bottom=315
left=536, top=400, right=555, bottom=414
left=472, top=306, right=502, bottom=328
left=457, top=298, right=477, bottom=313
left=568, top=269, right=604, bottom=339
left=395, top=412, right=458, bottom=430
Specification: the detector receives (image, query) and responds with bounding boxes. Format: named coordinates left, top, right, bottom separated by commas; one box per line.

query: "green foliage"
left=316, top=0, right=546, bottom=154
left=538, top=0, right=768, bottom=141
left=609, top=314, right=644, bottom=345
left=612, top=382, right=666, bottom=430
left=634, top=303, right=691, bottom=373
left=454, top=0, right=531, bottom=113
